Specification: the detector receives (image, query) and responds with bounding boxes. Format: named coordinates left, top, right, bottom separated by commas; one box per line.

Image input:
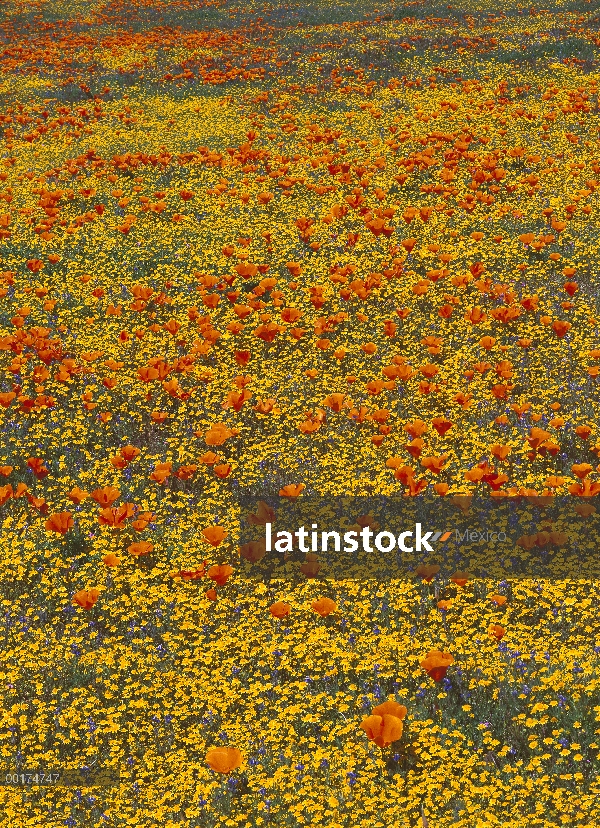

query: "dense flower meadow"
left=1, top=0, right=600, bottom=824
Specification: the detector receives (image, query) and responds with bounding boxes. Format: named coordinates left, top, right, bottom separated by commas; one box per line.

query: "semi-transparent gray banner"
left=234, top=492, right=600, bottom=580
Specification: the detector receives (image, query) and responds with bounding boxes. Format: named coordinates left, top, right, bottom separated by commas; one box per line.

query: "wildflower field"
left=1, top=0, right=600, bottom=824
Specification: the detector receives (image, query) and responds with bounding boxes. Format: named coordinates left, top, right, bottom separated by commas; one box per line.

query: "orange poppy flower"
left=213, top=463, right=231, bottom=479
left=202, top=526, right=228, bottom=547
left=575, top=503, right=596, bottom=517
left=128, top=541, right=153, bottom=557
left=286, top=261, right=302, bottom=277
left=269, top=601, right=291, bottom=619
left=279, top=484, right=305, bottom=498
left=281, top=306, right=302, bottom=324
left=98, top=504, right=135, bottom=528
left=569, top=479, right=600, bottom=497
left=149, top=462, right=172, bottom=484
left=0, top=392, right=16, bottom=407
left=236, top=262, right=259, bottom=279
left=132, top=512, right=155, bottom=531
left=421, top=455, right=448, bottom=474
left=247, top=501, right=276, bottom=525
left=205, top=588, right=218, bottom=601
left=489, top=624, right=505, bottom=641
left=204, top=423, right=236, bottom=446
left=233, top=304, right=253, bottom=320
left=311, top=596, right=337, bottom=617
left=491, top=383, right=513, bottom=400
left=450, top=571, right=470, bottom=587
left=465, top=307, right=487, bottom=325
left=404, top=419, right=428, bottom=438
left=254, top=398, right=277, bottom=414
left=490, top=444, right=511, bottom=461
left=518, top=232, right=535, bottom=245
left=394, top=465, right=415, bottom=485
left=420, top=650, right=454, bottom=682
left=432, top=417, right=453, bottom=436
left=27, top=457, right=49, bottom=479
left=489, top=594, right=507, bottom=606
left=205, top=747, right=242, bottom=773
left=300, top=553, right=321, bottom=578
left=526, top=428, right=551, bottom=450
left=574, top=425, right=592, bottom=440
left=13, top=483, right=28, bottom=498
left=479, top=336, right=496, bottom=350
left=420, top=363, right=439, bottom=379
left=233, top=349, right=251, bottom=367
left=322, top=393, right=346, bottom=413
left=28, top=494, right=48, bottom=514
left=45, top=512, right=74, bottom=534
left=415, top=564, right=440, bottom=582
left=73, top=588, right=100, bottom=610
left=199, top=451, right=219, bottom=465
left=207, top=564, right=234, bottom=586
left=298, top=415, right=322, bottom=434
left=174, top=563, right=207, bottom=581
left=254, top=322, right=282, bottom=342
left=67, top=486, right=90, bottom=506
left=552, top=319, right=571, bottom=338
left=175, top=465, right=198, bottom=481
left=91, top=486, right=120, bottom=507
left=222, top=389, right=252, bottom=411
left=110, top=455, right=128, bottom=470
left=120, top=445, right=141, bottom=462
left=572, top=463, right=593, bottom=479
left=360, top=712, right=404, bottom=747
left=464, top=466, right=485, bottom=483
left=406, top=438, right=425, bottom=458
left=102, top=553, right=120, bottom=567
left=137, top=366, right=160, bottom=383
left=372, top=700, right=408, bottom=721
left=240, top=540, right=267, bottom=563
left=163, top=319, right=181, bottom=336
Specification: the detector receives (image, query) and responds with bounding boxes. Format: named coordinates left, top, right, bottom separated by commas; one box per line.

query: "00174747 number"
left=2, top=771, right=61, bottom=785
left=0, top=768, right=120, bottom=786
